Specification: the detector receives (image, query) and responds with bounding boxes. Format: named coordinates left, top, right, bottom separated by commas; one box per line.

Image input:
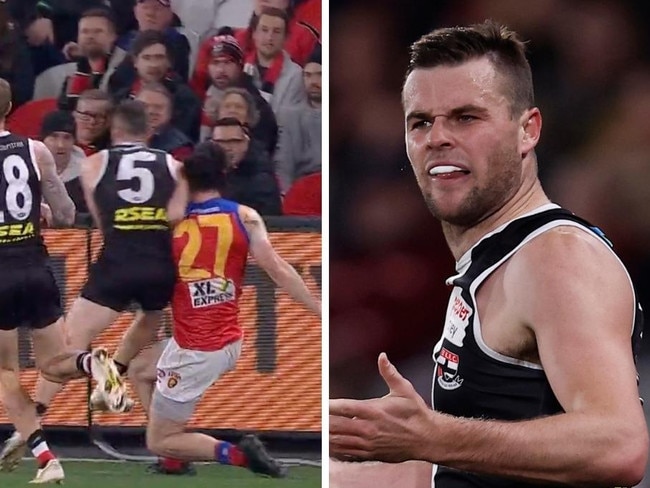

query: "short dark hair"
left=112, top=100, right=148, bottom=136
left=131, top=29, right=171, bottom=60
left=253, top=7, right=289, bottom=34
left=406, top=20, right=534, bottom=114
left=183, top=141, right=228, bottom=193
left=213, top=117, right=250, bottom=137
left=80, top=7, right=116, bottom=31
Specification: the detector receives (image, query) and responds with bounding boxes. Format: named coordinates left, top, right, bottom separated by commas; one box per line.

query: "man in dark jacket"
left=211, top=117, right=281, bottom=216
left=136, top=82, right=193, bottom=160
left=111, top=29, right=200, bottom=141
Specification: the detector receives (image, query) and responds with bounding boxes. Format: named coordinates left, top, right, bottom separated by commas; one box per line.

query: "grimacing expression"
left=134, top=43, right=170, bottom=83
left=253, top=14, right=286, bottom=60
left=212, top=125, right=249, bottom=168
left=74, top=99, right=110, bottom=142
left=136, top=89, right=171, bottom=130
left=135, top=0, right=173, bottom=31
left=208, top=57, right=241, bottom=89
left=403, top=57, right=538, bottom=227
left=78, top=16, right=116, bottom=58
left=218, top=93, right=250, bottom=124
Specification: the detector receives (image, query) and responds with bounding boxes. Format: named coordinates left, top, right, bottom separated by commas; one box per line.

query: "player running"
left=124, top=141, right=320, bottom=477
left=0, top=78, right=126, bottom=484
left=1, top=99, right=189, bottom=475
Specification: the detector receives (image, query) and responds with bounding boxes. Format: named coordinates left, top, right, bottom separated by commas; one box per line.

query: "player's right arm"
left=240, top=205, right=321, bottom=317
left=33, top=140, right=75, bottom=226
left=166, top=156, right=189, bottom=225
left=79, top=152, right=104, bottom=231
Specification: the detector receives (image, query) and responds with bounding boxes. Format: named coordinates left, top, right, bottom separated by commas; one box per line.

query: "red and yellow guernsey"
left=171, top=198, right=250, bottom=351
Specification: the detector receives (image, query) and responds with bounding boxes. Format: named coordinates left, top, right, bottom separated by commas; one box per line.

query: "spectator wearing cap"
left=111, top=29, right=201, bottom=141
left=136, top=82, right=194, bottom=161
left=233, top=0, right=320, bottom=68
left=211, top=117, right=282, bottom=215
left=113, top=0, right=191, bottom=82
left=196, top=33, right=278, bottom=155
left=243, top=7, right=306, bottom=113
left=40, top=110, right=88, bottom=212
left=58, top=8, right=127, bottom=111
left=274, top=43, right=321, bottom=194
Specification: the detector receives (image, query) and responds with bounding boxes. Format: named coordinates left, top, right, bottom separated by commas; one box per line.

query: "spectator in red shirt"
left=136, top=82, right=194, bottom=161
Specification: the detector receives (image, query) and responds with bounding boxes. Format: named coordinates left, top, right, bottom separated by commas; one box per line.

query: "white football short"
left=155, top=337, right=242, bottom=403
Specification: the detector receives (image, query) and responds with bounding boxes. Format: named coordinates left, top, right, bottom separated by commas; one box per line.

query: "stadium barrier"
left=0, top=217, right=322, bottom=436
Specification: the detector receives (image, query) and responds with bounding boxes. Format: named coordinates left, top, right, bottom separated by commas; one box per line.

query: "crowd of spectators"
left=2, top=0, right=322, bottom=216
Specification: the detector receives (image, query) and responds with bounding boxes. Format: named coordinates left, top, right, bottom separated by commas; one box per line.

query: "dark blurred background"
left=330, top=0, right=650, bottom=480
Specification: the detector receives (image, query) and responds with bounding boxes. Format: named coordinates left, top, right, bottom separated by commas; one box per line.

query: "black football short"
left=81, top=252, right=175, bottom=312
left=0, top=263, right=63, bottom=330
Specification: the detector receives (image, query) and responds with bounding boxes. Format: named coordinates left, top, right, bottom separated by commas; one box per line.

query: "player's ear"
left=519, top=107, right=541, bottom=158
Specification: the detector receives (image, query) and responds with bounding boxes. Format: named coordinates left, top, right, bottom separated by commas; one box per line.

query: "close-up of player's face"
left=403, top=57, right=533, bottom=227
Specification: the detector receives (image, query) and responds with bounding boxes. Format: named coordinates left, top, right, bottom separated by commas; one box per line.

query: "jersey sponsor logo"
left=189, top=277, right=236, bottom=308
left=114, top=206, right=168, bottom=222
left=443, top=287, right=473, bottom=347
left=0, top=222, right=34, bottom=243
left=113, top=206, right=168, bottom=230
left=436, top=347, right=464, bottom=390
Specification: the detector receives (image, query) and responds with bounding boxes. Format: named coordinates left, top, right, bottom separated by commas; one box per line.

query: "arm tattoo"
left=40, top=155, right=75, bottom=226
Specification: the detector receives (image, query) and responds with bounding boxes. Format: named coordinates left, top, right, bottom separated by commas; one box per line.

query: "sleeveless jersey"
left=93, top=143, right=176, bottom=258
left=0, top=131, right=46, bottom=261
left=431, top=205, right=644, bottom=488
left=171, top=198, right=250, bottom=351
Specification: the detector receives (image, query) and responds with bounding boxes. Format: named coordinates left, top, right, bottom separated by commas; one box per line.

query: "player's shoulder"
left=509, top=224, right=628, bottom=288
left=237, top=204, right=261, bottom=222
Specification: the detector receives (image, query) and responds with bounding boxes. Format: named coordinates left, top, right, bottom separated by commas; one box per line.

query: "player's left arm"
left=330, top=228, right=648, bottom=486
left=166, top=155, right=189, bottom=225
left=241, top=205, right=321, bottom=317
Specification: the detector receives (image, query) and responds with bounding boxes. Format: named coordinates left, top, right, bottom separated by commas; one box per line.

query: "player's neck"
left=113, top=136, right=146, bottom=146
left=442, top=176, right=551, bottom=262
left=192, top=190, right=222, bottom=203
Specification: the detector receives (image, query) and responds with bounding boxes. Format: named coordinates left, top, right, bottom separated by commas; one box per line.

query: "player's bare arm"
left=331, top=226, right=647, bottom=486
left=241, top=205, right=321, bottom=317
left=330, top=460, right=432, bottom=488
left=79, top=152, right=104, bottom=230
left=166, top=157, right=189, bottom=225
left=33, top=141, right=75, bottom=226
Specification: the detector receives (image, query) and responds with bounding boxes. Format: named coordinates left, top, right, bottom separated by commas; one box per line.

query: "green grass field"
left=1, top=460, right=321, bottom=487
